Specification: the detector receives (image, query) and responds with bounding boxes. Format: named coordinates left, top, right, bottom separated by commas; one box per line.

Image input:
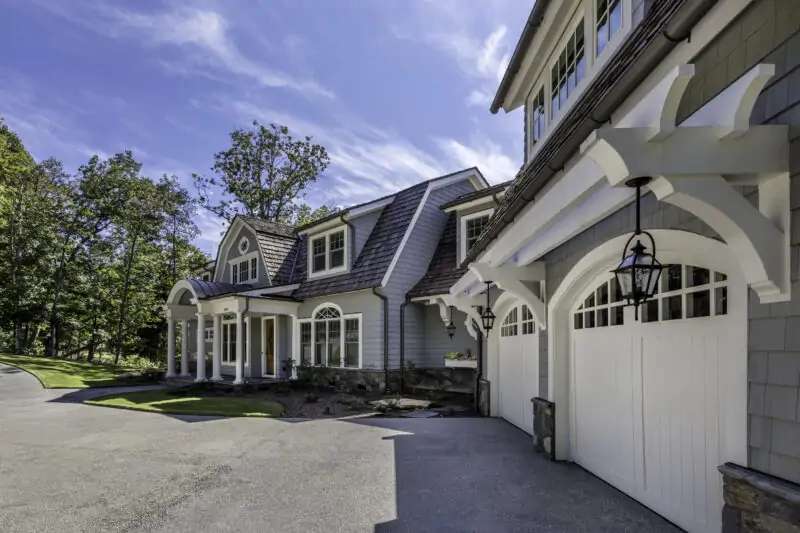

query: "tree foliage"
left=193, top=121, right=336, bottom=225
left=0, top=119, right=208, bottom=363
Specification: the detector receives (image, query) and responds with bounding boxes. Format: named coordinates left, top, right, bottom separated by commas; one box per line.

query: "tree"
left=193, top=121, right=331, bottom=225
left=292, top=202, right=340, bottom=226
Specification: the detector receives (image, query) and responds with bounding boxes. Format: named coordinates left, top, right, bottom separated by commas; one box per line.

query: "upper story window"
left=231, top=253, right=258, bottom=284
left=596, top=0, right=622, bottom=56
left=461, top=208, right=494, bottom=262
left=309, top=227, right=348, bottom=278
left=238, top=236, right=250, bottom=255
left=530, top=87, right=546, bottom=149
left=551, top=18, right=585, bottom=121
left=201, top=273, right=211, bottom=282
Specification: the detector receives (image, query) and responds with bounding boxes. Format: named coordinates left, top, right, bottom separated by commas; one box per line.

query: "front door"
left=262, top=317, right=276, bottom=377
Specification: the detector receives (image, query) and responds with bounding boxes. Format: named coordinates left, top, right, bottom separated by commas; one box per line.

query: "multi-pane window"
left=572, top=265, right=728, bottom=329
left=500, top=307, right=519, bottom=337
left=329, top=230, right=345, bottom=269
left=250, top=257, right=257, bottom=280
left=597, top=0, right=622, bottom=56
left=521, top=306, right=535, bottom=335
left=345, top=319, right=360, bottom=368
left=530, top=88, right=546, bottom=149
left=551, top=18, right=585, bottom=120
left=300, top=322, right=312, bottom=365
left=310, top=229, right=347, bottom=275
left=466, top=215, right=490, bottom=253
left=312, top=237, right=327, bottom=273
left=300, top=306, right=360, bottom=369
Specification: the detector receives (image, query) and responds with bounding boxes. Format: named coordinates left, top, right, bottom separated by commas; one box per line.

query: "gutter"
left=490, top=0, right=554, bottom=114
left=372, top=287, right=390, bottom=391
left=399, top=296, right=410, bottom=393
left=469, top=0, right=718, bottom=264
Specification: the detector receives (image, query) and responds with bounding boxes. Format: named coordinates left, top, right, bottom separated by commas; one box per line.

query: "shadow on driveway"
left=344, top=417, right=682, bottom=533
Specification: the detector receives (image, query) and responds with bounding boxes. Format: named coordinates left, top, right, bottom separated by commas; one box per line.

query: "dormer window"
left=596, top=0, right=622, bottom=56
left=238, top=236, right=250, bottom=254
left=230, top=253, right=258, bottom=284
left=309, top=227, right=348, bottom=278
left=530, top=87, right=546, bottom=150
left=551, top=18, right=585, bottom=121
left=461, top=208, right=494, bottom=262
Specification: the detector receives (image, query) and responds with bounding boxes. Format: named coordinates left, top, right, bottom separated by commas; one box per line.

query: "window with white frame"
left=500, top=307, right=518, bottom=337
left=596, top=0, right=622, bottom=56
left=309, top=227, right=348, bottom=277
left=299, top=305, right=361, bottom=369
left=230, top=253, right=258, bottom=284
left=201, top=272, right=211, bottom=282
left=551, top=18, right=585, bottom=121
left=521, top=306, right=535, bottom=335
left=529, top=87, right=546, bottom=151
left=461, top=209, right=493, bottom=262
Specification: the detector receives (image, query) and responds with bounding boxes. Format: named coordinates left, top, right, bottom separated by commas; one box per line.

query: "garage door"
left=570, top=263, right=744, bottom=533
left=498, top=304, right=538, bottom=434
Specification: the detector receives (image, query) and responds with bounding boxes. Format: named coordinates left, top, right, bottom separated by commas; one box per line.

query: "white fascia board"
left=296, top=217, right=344, bottom=236
left=347, top=196, right=394, bottom=218
left=236, top=284, right=300, bottom=297
left=444, top=195, right=496, bottom=213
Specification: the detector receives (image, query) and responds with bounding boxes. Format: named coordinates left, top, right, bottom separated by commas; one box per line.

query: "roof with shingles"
left=292, top=181, right=428, bottom=299
left=407, top=213, right=466, bottom=298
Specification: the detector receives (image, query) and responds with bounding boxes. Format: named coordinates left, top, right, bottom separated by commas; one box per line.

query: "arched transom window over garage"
left=298, top=305, right=362, bottom=369
left=500, top=305, right=536, bottom=337
left=573, top=264, right=729, bottom=330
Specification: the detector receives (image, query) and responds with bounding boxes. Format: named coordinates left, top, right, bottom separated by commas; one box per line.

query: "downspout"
left=399, top=295, right=410, bottom=393
left=373, top=287, right=390, bottom=391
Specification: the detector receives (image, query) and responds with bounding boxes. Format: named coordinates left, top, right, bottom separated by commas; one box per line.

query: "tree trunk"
left=114, top=231, right=139, bottom=365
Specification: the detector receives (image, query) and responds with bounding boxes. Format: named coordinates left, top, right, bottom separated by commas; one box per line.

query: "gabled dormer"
left=491, top=0, right=648, bottom=165
left=213, top=215, right=298, bottom=287
left=295, top=195, right=394, bottom=281
left=441, top=181, right=512, bottom=266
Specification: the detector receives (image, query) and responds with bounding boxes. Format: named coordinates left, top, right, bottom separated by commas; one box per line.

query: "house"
left=163, top=167, right=490, bottom=392
left=445, top=0, right=800, bottom=532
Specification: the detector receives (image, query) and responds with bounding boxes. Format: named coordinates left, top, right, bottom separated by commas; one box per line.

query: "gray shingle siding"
left=296, top=289, right=383, bottom=370
left=535, top=0, right=800, bottom=484
left=384, top=181, right=476, bottom=369
left=420, top=305, right=478, bottom=368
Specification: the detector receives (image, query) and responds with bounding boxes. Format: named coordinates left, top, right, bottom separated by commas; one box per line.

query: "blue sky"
left=1, top=0, right=529, bottom=254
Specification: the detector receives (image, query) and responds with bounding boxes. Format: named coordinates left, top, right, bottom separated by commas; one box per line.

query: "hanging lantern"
left=612, top=177, right=663, bottom=319
left=446, top=306, right=456, bottom=339
left=480, top=281, right=496, bottom=331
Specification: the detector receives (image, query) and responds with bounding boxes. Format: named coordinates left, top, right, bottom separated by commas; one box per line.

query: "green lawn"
left=85, top=389, right=284, bottom=418
left=0, top=354, right=150, bottom=389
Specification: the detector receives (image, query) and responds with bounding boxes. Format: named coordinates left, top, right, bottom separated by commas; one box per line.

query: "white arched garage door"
left=570, top=263, right=746, bottom=533
left=497, top=304, right=538, bottom=434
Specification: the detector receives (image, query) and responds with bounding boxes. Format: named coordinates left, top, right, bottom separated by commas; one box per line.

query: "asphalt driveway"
left=0, top=364, right=681, bottom=533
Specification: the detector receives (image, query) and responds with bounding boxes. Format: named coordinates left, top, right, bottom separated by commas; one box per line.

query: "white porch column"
left=180, top=319, right=190, bottom=377
left=166, top=318, right=177, bottom=378
left=234, top=311, right=244, bottom=385
left=244, top=315, right=251, bottom=377
left=195, top=313, right=207, bottom=382
left=211, top=314, right=222, bottom=381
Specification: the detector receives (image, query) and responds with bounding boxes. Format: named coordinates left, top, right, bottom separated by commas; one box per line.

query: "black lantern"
left=446, top=306, right=456, bottom=339
left=480, top=281, right=496, bottom=331
left=612, top=176, right=662, bottom=319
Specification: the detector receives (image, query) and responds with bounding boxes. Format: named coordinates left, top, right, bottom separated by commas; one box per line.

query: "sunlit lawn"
left=0, top=353, right=149, bottom=389
left=86, top=389, right=284, bottom=418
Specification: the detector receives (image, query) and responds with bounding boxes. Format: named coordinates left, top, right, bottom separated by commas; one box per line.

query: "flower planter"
left=444, top=359, right=477, bottom=369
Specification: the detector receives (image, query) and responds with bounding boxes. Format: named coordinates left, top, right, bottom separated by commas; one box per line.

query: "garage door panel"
left=498, top=305, right=538, bottom=435
left=570, top=264, right=741, bottom=533
left=573, top=329, right=636, bottom=494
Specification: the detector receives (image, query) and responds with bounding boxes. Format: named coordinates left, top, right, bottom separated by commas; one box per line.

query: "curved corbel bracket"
left=436, top=298, right=450, bottom=325
left=580, top=131, right=632, bottom=187
left=616, top=63, right=695, bottom=141
left=465, top=316, right=479, bottom=340
left=649, top=174, right=789, bottom=302
left=683, top=63, right=775, bottom=139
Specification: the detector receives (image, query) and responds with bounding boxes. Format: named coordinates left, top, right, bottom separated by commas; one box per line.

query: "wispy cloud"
left=28, top=0, right=335, bottom=100
left=199, top=97, right=517, bottom=208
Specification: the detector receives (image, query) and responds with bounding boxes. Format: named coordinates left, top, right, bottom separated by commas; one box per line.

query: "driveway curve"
left=0, top=364, right=680, bottom=533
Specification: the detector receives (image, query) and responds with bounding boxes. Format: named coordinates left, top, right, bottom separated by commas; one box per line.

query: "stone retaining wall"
left=720, top=463, right=800, bottom=532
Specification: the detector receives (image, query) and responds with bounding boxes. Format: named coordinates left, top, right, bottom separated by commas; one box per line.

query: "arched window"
left=500, top=307, right=518, bottom=337
left=299, top=305, right=360, bottom=369
left=500, top=305, right=536, bottom=338
left=572, top=264, right=729, bottom=330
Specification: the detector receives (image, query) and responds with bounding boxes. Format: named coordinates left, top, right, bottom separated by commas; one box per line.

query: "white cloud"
left=28, top=0, right=335, bottom=100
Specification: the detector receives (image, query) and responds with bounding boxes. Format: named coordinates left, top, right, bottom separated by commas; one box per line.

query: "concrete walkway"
left=0, top=364, right=682, bottom=533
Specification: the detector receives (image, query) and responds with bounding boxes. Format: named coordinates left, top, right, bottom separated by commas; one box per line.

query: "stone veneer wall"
left=720, top=463, right=800, bottom=532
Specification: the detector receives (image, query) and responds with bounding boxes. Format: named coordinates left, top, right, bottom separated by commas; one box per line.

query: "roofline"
left=469, top=0, right=716, bottom=263
left=490, top=0, right=554, bottom=114
left=440, top=181, right=512, bottom=210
